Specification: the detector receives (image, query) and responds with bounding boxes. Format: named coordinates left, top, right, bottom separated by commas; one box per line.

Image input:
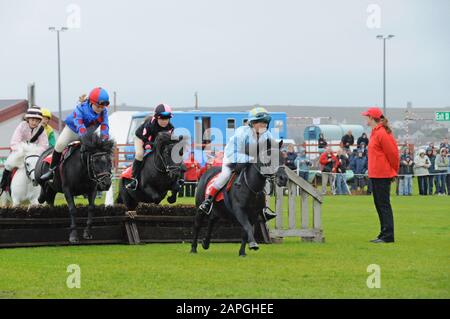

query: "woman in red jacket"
left=362, top=107, right=399, bottom=243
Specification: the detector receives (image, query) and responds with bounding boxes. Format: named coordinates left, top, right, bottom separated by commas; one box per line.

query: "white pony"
left=0, top=142, right=43, bottom=207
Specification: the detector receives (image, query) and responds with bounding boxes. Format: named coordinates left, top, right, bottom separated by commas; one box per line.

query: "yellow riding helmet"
left=41, top=108, right=52, bottom=119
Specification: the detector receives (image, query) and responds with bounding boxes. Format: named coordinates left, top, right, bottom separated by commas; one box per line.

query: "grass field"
left=0, top=191, right=449, bottom=298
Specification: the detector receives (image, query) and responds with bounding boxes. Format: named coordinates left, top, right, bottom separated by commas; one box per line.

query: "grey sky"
left=1, top=0, right=449, bottom=112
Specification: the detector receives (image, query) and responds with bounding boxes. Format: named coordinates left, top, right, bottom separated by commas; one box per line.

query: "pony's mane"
left=154, top=131, right=175, bottom=148
left=81, top=133, right=115, bottom=154
left=8, top=142, right=42, bottom=168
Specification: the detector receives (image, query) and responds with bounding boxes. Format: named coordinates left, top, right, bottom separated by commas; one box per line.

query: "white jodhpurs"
left=134, top=137, right=145, bottom=161
left=212, top=162, right=233, bottom=189
left=54, top=126, right=80, bottom=153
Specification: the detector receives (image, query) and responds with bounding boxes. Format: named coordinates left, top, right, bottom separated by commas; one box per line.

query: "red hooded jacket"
left=367, top=124, right=399, bottom=178
left=319, top=151, right=338, bottom=173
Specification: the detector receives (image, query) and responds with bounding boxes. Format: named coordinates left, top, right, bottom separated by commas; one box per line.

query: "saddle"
left=43, top=141, right=81, bottom=166
left=205, top=171, right=240, bottom=203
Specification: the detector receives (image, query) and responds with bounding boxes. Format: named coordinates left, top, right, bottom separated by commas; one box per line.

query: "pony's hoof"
left=202, top=241, right=210, bottom=250
left=239, top=253, right=247, bottom=257
left=190, top=248, right=197, bottom=254
left=249, top=242, right=259, bottom=250
left=167, top=196, right=176, bottom=204
left=69, top=230, right=79, bottom=244
left=83, top=230, right=93, bottom=240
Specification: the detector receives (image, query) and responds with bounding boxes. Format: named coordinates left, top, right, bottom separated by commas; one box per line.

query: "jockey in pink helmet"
left=126, top=103, right=174, bottom=190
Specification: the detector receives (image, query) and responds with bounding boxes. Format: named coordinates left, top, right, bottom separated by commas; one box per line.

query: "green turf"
left=1, top=192, right=449, bottom=299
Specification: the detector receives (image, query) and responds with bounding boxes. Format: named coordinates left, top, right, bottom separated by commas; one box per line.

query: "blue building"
left=124, top=111, right=288, bottom=165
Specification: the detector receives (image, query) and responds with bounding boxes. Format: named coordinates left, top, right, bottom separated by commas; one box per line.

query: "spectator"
left=319, top=147, right=337, bottom=195
left=357, top=133, right=369, bottom=149
left=295, top=148, right=312, bottom=182
left=439, top=137, right=449, bottom=151
left=341, top=130, right=354, bottom=150
left=335, top=149, right=350, bottom=195
left=447, top=150, right=450, bottom=196
left=284, top=144, right=298, bottom=171
left=350, top=148, right=368, bottom=194
left=426, top=148, right=436, bottom=195
left=318, top=133, right=327, bottom=154
left=183, top=153, right=201, bottom=197
left=398, top=148, right=414, bottom=196
left=434, top=147, right=449, bottom=195
left=414, top=149, right=431, bottom=195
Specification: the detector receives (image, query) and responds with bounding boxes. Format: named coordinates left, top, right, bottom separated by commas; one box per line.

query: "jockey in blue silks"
left=40, top=87, right=110, bottom=181
left=198, top=106, right=274, bottom=214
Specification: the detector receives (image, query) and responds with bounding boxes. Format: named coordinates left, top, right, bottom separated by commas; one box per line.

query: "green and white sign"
left=435, top=111, right=450, bottom=121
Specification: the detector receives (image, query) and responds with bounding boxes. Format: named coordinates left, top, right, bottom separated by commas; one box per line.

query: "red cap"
left=361, top=107, right=383, bottom=120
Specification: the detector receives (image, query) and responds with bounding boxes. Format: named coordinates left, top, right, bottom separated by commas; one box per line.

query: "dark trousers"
left=417, top=176, right=428, bottom=195
left=184, top=182, right=197, bottom=197
left=370, top=178, right=395, bottom=242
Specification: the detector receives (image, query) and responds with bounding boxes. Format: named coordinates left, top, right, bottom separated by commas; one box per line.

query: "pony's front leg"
left=63, top=187, right=79, bottom=244
left=191, top=210, right=204, bottom=253
left=83, top=190, right=96, bottom=240
left=168, top=179, right=183, bottom=203
left=202, top=215, right=219, bottom=250
left=143, top=185, right=162, bottom=204
left=239, top=230, right=248, bottom=257
left=233, top=206, right=259, bottom=252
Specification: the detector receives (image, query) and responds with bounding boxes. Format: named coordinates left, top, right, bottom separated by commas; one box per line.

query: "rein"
left=80, top=149, right=112, bottom=186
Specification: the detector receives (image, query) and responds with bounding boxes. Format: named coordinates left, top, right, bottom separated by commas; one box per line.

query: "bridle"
left=81, top=150, right=112, bottom=187
left=242, top=146, right=286, bottom=196
left=24, top=154, right=40, bottom=182
left=154, top=142, right=183, bottom=176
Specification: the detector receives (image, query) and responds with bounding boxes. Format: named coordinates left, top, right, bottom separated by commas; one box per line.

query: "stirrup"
left=263, top=207, right=277, bottom=221
left=126, top=178, right=138, bottom=190
left=199, top=199, right=213, bottom=215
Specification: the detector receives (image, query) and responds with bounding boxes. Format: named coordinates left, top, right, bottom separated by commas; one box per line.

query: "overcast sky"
left=1, top=0, right=449, bottom=111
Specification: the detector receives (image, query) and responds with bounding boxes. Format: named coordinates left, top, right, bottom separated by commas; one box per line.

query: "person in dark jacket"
left=357, top=133, right=369, bottom=149
left=425, top=148, right=436, bottom=195
left=335, top=149, right=350, bottom=195
left=350, top=149, right=368, bottom=193
left=284, top=144, right=298, bottom=171
left=341, top=130, right=354, bottom=150
left=127, top=104, right=175, bottom=190
left=318, top=133, right=327, bottom=154
left=398, top=148, right=414, bottom=196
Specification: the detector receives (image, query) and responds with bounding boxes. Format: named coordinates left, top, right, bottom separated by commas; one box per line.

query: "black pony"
left=118, top=132, right=186, bottom=210
left=35, top=133, right=115, bottom=243
left=191, top=140, right=288, bottom=256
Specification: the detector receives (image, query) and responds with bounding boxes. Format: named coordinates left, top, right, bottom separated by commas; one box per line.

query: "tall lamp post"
left=376, top=34, right=395, bottom=116
left=49, top=26, right=68, bottom=132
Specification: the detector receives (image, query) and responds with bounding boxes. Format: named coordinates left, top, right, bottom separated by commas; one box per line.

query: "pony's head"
left=80, top=133, right=115, bottom=191
left=11, top=142, right=42, bottom=185
left=154, top=132, right=187, bottom=179
left=257, top=139, right=288, bottom=187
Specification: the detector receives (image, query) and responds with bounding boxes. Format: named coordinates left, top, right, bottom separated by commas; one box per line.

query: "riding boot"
left=40, top=151, right=62, bottom=181
left=0, top=169, right=12, bottom=192
left=126, top=159, right=143, bottom=190
left=199, top=185, right=220, bottom=215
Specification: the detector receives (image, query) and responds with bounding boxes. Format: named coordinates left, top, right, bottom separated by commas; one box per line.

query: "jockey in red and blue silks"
left=126, top=103, right=175, bottom=190
left=40, top=87, right=110, bottom=182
